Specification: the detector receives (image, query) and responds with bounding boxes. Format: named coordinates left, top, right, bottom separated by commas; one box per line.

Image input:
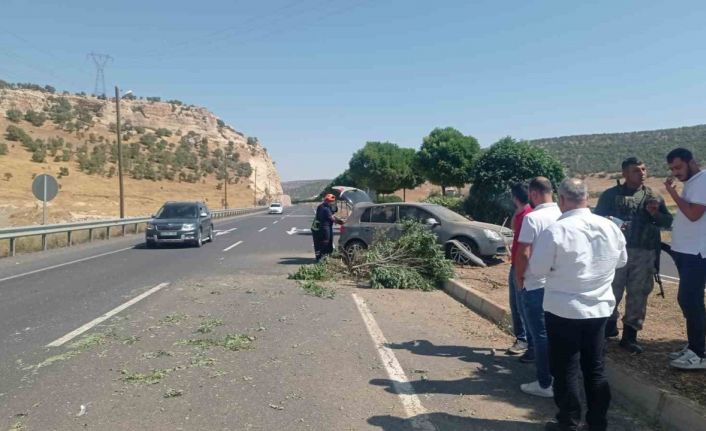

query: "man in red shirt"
left=506, top=182, right=533, bottom=357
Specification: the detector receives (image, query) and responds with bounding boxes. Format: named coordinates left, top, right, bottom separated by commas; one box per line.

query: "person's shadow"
left=368, top=413, right=544, bottom=430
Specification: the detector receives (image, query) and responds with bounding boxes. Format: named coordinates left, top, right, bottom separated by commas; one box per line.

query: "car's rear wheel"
left=344, top=240, right=367, bottom=261
left=447, top=237, right=482, bottom=266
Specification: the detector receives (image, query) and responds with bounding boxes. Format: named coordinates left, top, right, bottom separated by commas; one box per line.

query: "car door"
left=398, top=205, right=439, bottom=237
left=368, top=205, right=399, bottom=243
left=199, top=204, right=209, bottom=234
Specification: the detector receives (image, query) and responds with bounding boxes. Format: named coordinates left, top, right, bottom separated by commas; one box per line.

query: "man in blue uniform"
left=312, top=194, right=341, bottom=262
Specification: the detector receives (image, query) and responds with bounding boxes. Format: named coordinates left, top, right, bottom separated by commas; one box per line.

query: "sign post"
left=32, top=174, right=59, bottom=224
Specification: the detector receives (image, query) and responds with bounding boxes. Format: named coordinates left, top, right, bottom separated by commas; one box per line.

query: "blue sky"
left=2, top=0, right=706, bottom=181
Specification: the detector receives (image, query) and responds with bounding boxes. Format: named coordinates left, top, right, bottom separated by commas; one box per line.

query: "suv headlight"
left=147, top=223, right=156, bottom=230
left=483, top=229, right=502, bottom=241
left=182, top=223, right=196, bottom=231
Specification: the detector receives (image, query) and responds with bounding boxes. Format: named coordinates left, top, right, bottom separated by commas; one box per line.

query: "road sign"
left=32, top=174, right=59, bottom=225
left=32, top=174, right=58, bottom=202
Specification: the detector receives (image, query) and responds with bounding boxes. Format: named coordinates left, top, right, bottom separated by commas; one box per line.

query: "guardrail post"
left=88, top=228, right=93, bottom=242
left=9, top=238, right=16, bottom=257
left=42, top=234, right=47, bottom=251
left=106, top=227, right=111, bottom=240
left=122, top=225, right=126, bottom=237
left=67, top=231, right=72, bottom=247
left=134, top=223, right=138, bottom=234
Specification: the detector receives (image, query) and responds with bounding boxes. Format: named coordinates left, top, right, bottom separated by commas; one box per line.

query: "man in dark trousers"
left=594, top=157, right=672, bottom=353
left=530, top=178, right=627, bottom=431
left=311, top=194, right=341, bottom=262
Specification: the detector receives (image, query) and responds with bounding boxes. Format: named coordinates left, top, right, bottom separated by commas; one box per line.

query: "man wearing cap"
left=311, top=194, right=341, bottom=262
left=594, top=157, right=672, bottom=353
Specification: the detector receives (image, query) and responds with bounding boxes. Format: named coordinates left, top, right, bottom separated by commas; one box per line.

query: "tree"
left=348, top=141, right=412, bottom=194
left=5, top=109, right=23, bottom=123
left=4, top=172, right=12, bottom=181
left=464, top=136, right=565, bottom=224
left=398, top=147, right=424, bottom=201
left=417, top=127, right=480, bottom=195
left=24, top=110, right=47, bottom=127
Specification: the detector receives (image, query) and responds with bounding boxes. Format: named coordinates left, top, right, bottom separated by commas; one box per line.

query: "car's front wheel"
left=447, top=237, right=482, bottom=266
left=344, top=240, right=367, bottom=261
left=208, top=225, right=215, bottom=242
left=194, top=229, right=203, bottom=248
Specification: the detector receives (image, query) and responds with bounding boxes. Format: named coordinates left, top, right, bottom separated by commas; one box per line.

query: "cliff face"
left=0, top=88, right=284, bottom=226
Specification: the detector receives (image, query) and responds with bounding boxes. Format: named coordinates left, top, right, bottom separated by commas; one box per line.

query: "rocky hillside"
left=0, top=84, right=283, bottom=226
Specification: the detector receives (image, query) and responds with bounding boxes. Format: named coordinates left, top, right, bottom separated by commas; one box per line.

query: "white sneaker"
left=668, top=344, right=690, bottom=360
left=670, top=349, right=706, bottom=370
left=520, top=380, right=554, bottom=398
left=506, top=340, right=528, bottom=355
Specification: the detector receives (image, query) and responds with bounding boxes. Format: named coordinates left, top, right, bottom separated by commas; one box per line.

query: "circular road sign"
left=32, top=174, right=59, bottom=202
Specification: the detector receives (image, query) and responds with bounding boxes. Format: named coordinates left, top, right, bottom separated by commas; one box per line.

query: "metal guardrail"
left=0, top=207, right=266, bottom=257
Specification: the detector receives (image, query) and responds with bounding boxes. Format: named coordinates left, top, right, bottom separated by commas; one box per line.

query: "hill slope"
left=281, top=179, right=331, bottom=201
left=0, top=85, right=283, bottom=226
left=530, top=124, right=706, bottom=175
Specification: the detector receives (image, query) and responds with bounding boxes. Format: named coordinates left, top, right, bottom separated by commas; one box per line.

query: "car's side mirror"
left=200, top=212, right=208, bottom=218
left=425, top=218, right=440, bottom=226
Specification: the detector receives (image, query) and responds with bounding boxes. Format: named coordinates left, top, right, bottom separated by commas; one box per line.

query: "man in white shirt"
left=530, top=178, right=627, bottom=431
left=515, top=177, right=562, bottom=398
left=664, top=148, right=706, bottom=370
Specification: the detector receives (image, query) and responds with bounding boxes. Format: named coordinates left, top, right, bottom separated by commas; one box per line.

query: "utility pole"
left=114, top=86, right=125, bottom=218
left=223, top=152, right=229, bottom=209
left=253, top=166, right=258, bottom=207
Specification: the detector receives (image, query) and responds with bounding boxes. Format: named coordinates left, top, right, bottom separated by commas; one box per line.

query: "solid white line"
left=0, top=247, right=134, bottom=284
left=351, top=294, right=435, bottom=430
left=258, top=227, right=267, bottom=232
left=47, top=282, right=170, bottom=347
left=223, top=240, right=244, bottom=252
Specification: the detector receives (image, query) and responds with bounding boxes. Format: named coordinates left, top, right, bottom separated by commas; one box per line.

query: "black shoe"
left=519, top=351, right=535, bottom=363
left=604, top=320, right=619, bottom=338
left=545, top=421, right=578, bottom=431
left=619, top=326, right=644, bottom=354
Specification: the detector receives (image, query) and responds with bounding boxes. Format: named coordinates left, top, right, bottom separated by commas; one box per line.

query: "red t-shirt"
left=511, top=204, right=533, bottom=265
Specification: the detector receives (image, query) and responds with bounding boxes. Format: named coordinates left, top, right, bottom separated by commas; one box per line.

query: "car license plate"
left=160, top=231, right=178, bottom=237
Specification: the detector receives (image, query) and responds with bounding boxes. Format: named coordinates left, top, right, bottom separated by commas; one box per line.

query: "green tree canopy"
left=417, top=127, right=480, bottom=195
left=464, top=136, right=565, bottom=224
left=348, top=141, right=415, bottom=194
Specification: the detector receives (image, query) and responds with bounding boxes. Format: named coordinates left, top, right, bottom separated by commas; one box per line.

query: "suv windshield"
left=156, top=204, right=198, bottom=219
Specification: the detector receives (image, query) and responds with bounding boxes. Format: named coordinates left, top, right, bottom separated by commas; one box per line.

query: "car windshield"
left=156, top=204, right=198, bottom=219
left=428, top=205, right=470, bottom=223
left=271, top=203, right=281, bottom=207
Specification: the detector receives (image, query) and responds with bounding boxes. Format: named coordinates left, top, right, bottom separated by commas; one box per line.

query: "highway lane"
left=0, top=205, right=317, bottom=393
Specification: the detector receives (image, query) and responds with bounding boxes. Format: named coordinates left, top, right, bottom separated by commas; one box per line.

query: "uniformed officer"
left=594, top=157, right=673, bottom=353
left=311, top=194, right=341, bottom=262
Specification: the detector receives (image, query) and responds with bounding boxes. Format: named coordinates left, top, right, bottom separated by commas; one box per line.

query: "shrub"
left=423, top=195, right=465, bottom=214
left=58, top=167, right=69, bottom=177
left=217, top=119, right=225, bottom=128
left=24, top=110, right=47, bottom=127
left=5, top=109, right=23, bottom=123
left=32, top=147, right=47, bottom=163
left=0, top=142, right=7, bottom=155
left=155, top=128, right=172, bottom=137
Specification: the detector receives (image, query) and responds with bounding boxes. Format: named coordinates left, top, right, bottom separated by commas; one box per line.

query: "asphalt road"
left=0, top=206, right=320, bottom=393
left=0, top=205, right=654, bottom=430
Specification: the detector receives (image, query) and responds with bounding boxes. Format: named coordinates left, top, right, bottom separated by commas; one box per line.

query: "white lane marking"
left=47, top=282, right=170, bottom=347
left=215, top=227, right=238, bottom=236
left=223, top=240, right=244, bottom=252
left=273, top=220, right=279, bottom=224
left=287, top=227, right=297, bottom=235
left=0, top=247, right=134, bottom=284
left=258, top=227, right=267, bottom=232
left=352, top=294, right=435, bottom=430
left=660, top=274, right=679, bottom=281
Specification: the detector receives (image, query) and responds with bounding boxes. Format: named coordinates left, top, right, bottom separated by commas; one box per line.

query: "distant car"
left=145, top=202, right=214, bottom=248
left=268, top=203, right=284, bottom=214
left=338, top=200, right=511, bottom=262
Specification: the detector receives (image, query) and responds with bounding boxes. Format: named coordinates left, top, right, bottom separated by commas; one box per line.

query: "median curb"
left=443, top=278, right=706, bottom=431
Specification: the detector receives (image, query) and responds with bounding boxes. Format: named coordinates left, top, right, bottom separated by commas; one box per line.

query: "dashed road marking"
left=47, top=282, right=170, bottom=347
left=258, top=227, right=267, bottom=232
left=223, top=240, right=244, bottom=252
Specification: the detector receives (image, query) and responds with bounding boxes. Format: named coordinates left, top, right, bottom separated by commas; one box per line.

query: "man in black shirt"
left=312, top=194, right=341, bottom=262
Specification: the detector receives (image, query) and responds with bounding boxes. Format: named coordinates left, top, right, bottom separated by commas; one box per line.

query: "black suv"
left=145, top=202, right=214, bottom=248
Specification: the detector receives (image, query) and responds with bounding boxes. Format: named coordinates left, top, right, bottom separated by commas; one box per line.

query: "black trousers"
left=546, top=312, right=611, bottom=431
left=312, top=226, right=333, bottom=262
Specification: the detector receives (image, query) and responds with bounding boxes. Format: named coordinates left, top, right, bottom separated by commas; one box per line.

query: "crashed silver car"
left=332, top=186, right=512, bottom=263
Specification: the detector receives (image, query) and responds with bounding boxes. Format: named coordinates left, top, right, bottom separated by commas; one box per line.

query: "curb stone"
left=443, top=278, right=706, bottom=431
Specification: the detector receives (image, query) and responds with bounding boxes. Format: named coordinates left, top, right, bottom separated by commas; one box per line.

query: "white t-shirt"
left=529, top=208, right=628, bottom=319
left=672, top=170, right=706, bottom=257
left=518, top=202, right=562, bottom=290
